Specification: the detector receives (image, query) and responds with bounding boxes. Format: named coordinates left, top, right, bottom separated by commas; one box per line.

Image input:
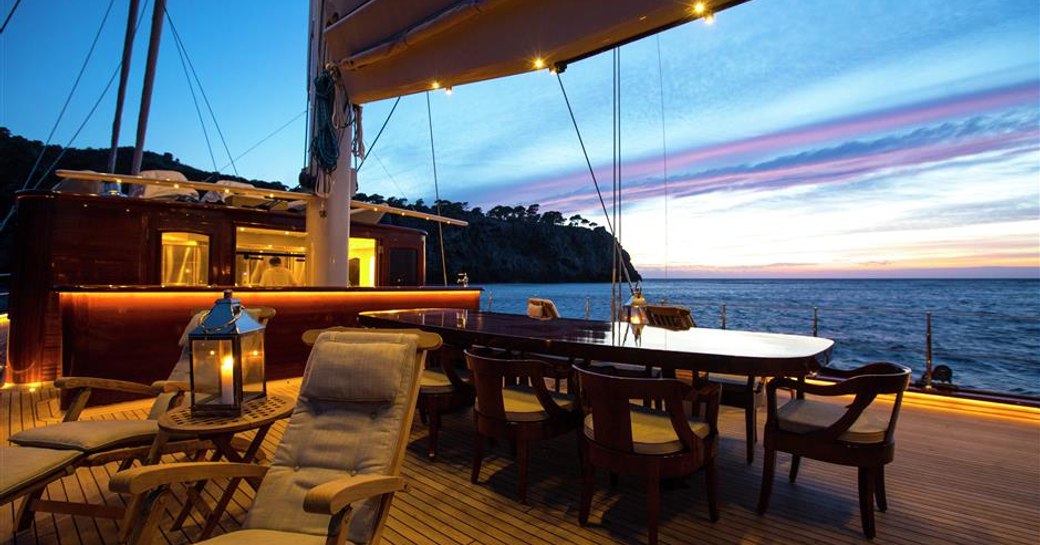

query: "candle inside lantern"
left=220, top=355, right=235, bottom=405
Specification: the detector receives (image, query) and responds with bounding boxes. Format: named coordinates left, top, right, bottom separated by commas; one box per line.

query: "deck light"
left=431, top=81, right=441, bottom=90
left=533, top=57, right=545, bottom=69
left=625, top=285, right=648, bottom=326
left=704, top=13, right=715, bottom=25
left=187, top=290, right=267, bottom=416
left=445, top=86, right=453, bottom=96
left=693, top=2, right=706, bottom=15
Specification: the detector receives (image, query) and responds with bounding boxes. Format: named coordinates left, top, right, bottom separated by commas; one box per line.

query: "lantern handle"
left=198, top=305, right=244, bottom=334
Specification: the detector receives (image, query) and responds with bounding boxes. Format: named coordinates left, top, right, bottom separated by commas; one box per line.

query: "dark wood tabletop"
left=358, top=309, right=834, bottom=377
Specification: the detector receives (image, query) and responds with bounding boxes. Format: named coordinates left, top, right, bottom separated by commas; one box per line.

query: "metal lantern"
left=188, top=290, right=266, bottom=415
left=625, top=285, right=648, bottom=326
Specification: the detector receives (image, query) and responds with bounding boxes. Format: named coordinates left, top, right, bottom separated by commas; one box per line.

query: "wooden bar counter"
left=49, top=286, right=480, bottom=404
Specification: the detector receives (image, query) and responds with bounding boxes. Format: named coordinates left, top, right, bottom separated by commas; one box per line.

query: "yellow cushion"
left=584, top=406, right=710, bottom=455
left=777, top=399, right=890, bottom=444
left=477, top=387, right=575, bottom=422
left=420, top=369, right=454, bottom=394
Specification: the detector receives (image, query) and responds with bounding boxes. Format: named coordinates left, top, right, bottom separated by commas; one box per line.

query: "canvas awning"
left=322, top=0, right=752, bottom=104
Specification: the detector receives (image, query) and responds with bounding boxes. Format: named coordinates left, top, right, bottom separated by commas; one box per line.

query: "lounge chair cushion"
left=8, top=420, right=159, bottom=452
left=194, top=528, right=331, bottom=545
left=0, top=446, right=79, bottom=498
left=777, top=399, right=889, bottom=444
left=301, top=340, right=409, bottom=402
left=245, top=331, right=421, bottom=545
left=584, top=405, right=710, bottom=455
left=477, top=386, right=575, bottom=422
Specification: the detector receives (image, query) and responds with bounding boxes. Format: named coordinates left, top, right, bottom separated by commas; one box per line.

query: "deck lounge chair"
left=1, top=307, right=275, bottom=532
left=110, top=328, right=436, bottom=545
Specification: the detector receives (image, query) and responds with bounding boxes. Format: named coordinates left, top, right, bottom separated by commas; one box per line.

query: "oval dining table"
left=358, top=308, right=834, bottom=377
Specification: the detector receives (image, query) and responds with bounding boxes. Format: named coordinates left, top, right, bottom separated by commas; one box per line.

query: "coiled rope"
left=312, top=67, right=341, bottom=175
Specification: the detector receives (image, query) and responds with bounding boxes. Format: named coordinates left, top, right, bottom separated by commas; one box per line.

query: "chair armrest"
left=110, top=462, right=270, bottom=495
left=55, top=377, right=158, bottom=396
left=151, top=380, right=190, bottom=393
left=303, top=475, right=407, bottom=515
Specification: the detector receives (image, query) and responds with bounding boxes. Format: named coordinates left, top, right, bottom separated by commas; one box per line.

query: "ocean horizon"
left=476, top=278, right=1040, bottom=397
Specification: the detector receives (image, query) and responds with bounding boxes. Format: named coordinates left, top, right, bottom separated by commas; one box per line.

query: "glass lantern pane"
left=191, top=339, right=236, bottom=407
left=240, top=331, right=266, bottom=400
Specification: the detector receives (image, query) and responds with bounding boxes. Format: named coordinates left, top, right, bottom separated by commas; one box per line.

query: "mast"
left=130, top=0, right=167, bottom=175
left=305, top=0, right=354, bottom=287
left=106, top=0, right=139, bottom=184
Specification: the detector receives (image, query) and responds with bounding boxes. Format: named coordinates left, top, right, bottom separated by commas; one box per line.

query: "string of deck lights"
left=429, top=3, right=716, bottom=95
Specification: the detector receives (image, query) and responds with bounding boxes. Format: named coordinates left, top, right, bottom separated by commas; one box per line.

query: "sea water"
left=475, top=279, right=1040, bottom=397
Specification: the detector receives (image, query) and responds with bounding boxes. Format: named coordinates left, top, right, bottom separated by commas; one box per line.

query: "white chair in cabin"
left=111, top=328, right=437, bottom=545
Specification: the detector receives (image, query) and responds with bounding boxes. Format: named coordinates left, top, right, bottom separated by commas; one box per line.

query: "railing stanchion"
left=487, top=290, right=493, bottom=312
left=813, top=307, right=819, bottom=337
left=721, top=304, right=727, bottom=330
left=925, top=311, right=933, bottom=389
left=585, top=297, right=590, bottom=320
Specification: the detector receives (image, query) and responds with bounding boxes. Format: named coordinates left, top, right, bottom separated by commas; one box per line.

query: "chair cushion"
left=477, top=386, right=575, bottom=422
left=301, top=340, right=411, bottom=402
left=0, top=446, right=80, bottom=498
left=420, top=368, right=471, bottom=395
left=196, top=529, right=331, bottom=545
left=777, top=399, right=890, bottom=444
left=8, top=420, right=159, bottom=452
left=584, top=406, right=710, bottom=455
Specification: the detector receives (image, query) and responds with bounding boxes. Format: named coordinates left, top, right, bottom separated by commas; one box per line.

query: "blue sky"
left=1, top=0, right=1038, bottom=277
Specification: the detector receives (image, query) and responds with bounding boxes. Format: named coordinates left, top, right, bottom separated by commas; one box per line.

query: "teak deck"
left=2, top=380, right=1038, bottom=545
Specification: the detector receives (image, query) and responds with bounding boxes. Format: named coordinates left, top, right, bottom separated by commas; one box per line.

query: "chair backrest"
left=527, top=298, right=560, bottom=320
left=645, top=305, right=695, bottom=330
left=148, top=307, right=277, bottom=419
left=574, top=365, right=712, bottom=457
left=245, top=329, right=435, bottom=544
left=301, top=326, right=441, bottom=350
left=465, top=349, right=566, bottom=421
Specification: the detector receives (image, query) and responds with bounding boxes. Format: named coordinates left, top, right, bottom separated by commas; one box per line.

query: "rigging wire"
left=611, top=48, right=619, bottom=321
left=655, top=35, right=670, bottom=282
left=554, top=72, right=635, bottom=295
left=0, top=0, right=22, bottom=34
left=426, top=91, right=449, bottom=286
left=204, top=109, right=307, bottom=182
left=170, top=19, right=218, bottom=172
left=357, top=96, right=401, bottom=171
left=164, top=7, right=238, bottom=175
left=16, top=0, right=117, bottom=194
left=370, top=151, right=410, bottom=201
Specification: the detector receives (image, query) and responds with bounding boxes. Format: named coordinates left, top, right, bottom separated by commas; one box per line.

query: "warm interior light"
left=431, top=81, right=441, bottom=90
left=693, top=2, right=706, bottom=15
left=533, top=57, right=545, bottom=69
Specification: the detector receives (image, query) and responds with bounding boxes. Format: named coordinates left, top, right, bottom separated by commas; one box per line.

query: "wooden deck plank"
left=1, top=382, right=1037, bottom=545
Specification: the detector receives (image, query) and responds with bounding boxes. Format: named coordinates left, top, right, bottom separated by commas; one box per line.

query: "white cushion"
left=477, top=386, right=575, bottom=422
left=8, top=420, right=158, bottom=452
left=584, top=405, right=710, bottom=455
left=777, top=399, right=890, bottom=444
left=0, top=446, right=80, bottom=497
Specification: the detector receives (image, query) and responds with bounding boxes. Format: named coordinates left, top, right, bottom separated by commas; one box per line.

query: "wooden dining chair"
left=573, top=365, right=721, bottom=545
left=644, top=304, right=696, bottom=330
left=757, top=362, right=911, bottom=539
left=465, top=349, right=581, bottom=504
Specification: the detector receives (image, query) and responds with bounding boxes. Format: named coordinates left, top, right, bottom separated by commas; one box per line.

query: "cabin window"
left=348, top=238, right=377, bottom=287
left=388, top=248, right=419, bottom=286
left=234, top=227, right=307, bottom=286
left=161, top=232, right=210, bottom=286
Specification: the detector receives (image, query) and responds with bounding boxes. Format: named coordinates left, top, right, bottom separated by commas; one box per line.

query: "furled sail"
left=322, top=0, right=751, bottom=104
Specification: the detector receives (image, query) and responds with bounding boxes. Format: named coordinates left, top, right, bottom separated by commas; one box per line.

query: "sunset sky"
left=1, top=0, right=1038, bottom=278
